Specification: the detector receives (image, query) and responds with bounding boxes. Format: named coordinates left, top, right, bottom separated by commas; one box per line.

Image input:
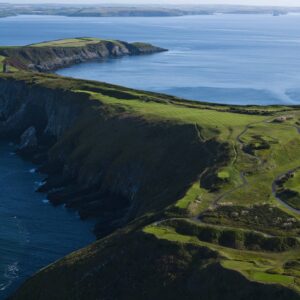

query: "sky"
left=4, top=0, right=300, bottom=7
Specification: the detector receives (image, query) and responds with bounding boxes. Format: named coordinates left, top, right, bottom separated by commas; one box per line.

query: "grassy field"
left=29, top=37, right=105, bottom=47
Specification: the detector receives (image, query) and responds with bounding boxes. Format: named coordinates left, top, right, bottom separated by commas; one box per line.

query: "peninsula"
left=0, top=39, right=299, bottom=299
left=0, top=38, right=166, bottom=72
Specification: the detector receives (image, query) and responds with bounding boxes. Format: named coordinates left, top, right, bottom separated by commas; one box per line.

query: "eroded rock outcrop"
left=18, top=126, right=38, bottom=156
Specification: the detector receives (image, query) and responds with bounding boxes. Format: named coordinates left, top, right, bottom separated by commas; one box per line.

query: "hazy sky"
left=4, top=0, right=300, bottom=7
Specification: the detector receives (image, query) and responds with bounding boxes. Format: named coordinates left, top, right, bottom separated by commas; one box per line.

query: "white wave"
left=0, top=261, right=20, bottom=291
left=5, top=262, right=19, bottom=279
left=34, top=181, right=44, bottom=187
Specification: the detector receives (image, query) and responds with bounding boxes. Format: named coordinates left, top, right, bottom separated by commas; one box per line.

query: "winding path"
left=193, top=116, right=300, bottom=216
left=154, top=115, right=300, bottom=233
left=219, top=117, right=300, bottom=215
left=209, top=118, right=271, bottom=209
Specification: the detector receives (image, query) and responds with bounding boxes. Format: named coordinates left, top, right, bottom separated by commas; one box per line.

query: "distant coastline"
left=1, top=4, right=300, bottom=18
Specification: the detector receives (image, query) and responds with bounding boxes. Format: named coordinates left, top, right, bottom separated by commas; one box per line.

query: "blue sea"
left=0, top=12, right=300, bottom=299
left=0, top=143, right=95, bottom=299
left=1, top=14, right=300, bottom=104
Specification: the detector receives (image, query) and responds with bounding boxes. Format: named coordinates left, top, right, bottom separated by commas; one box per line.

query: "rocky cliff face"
left=0, top=74, right=228, bottom=237
left=0, top=40, right=166, bottom=72
left=0, top=79, right=85, bottom=137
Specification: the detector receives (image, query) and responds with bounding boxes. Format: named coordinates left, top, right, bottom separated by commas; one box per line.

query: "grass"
left=0, top=55, right=5, bottom=69
left=29, top=37, right=104, bottom=47
left=175, top=182, right=202, bottom=209
left=218, top=170, right=230, bottom=179
left=251, top=272, right=294, bottom=285
left=161, top=218, right=300, bottom=252
left=0, top=55, right=18, bottom=72
left=144, top=224, right=300, bottom=292
left=222, top=260, right=296, bottom=287
left=84, top=90, right=267, bottom=140
left=174, top=181, right=214, bottom=213
left=207, top=116, right=300, bottom=211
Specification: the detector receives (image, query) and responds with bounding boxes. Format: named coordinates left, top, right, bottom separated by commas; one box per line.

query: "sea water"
left=0, top=143, right=94, bottom=298
left=1, top=14, right=300, bottom=104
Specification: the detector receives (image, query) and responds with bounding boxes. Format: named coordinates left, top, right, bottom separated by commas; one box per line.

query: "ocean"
left=1, top=14, right=300, bottom=104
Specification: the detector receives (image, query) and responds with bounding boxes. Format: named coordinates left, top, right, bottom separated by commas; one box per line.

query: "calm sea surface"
left=1, top=14, right=300, bottom=104
left=0, top=12, right=300, bottom=299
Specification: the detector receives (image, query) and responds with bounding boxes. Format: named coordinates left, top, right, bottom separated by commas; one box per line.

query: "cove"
left=0, top=142, right=95, bottom=299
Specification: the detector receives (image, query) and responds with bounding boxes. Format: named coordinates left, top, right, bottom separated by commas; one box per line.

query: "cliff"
left=0, top=72, right=229, bottom=236
left=1, top=70, right=300, bottom=298
left=0, top=38, right=166, bottom=72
